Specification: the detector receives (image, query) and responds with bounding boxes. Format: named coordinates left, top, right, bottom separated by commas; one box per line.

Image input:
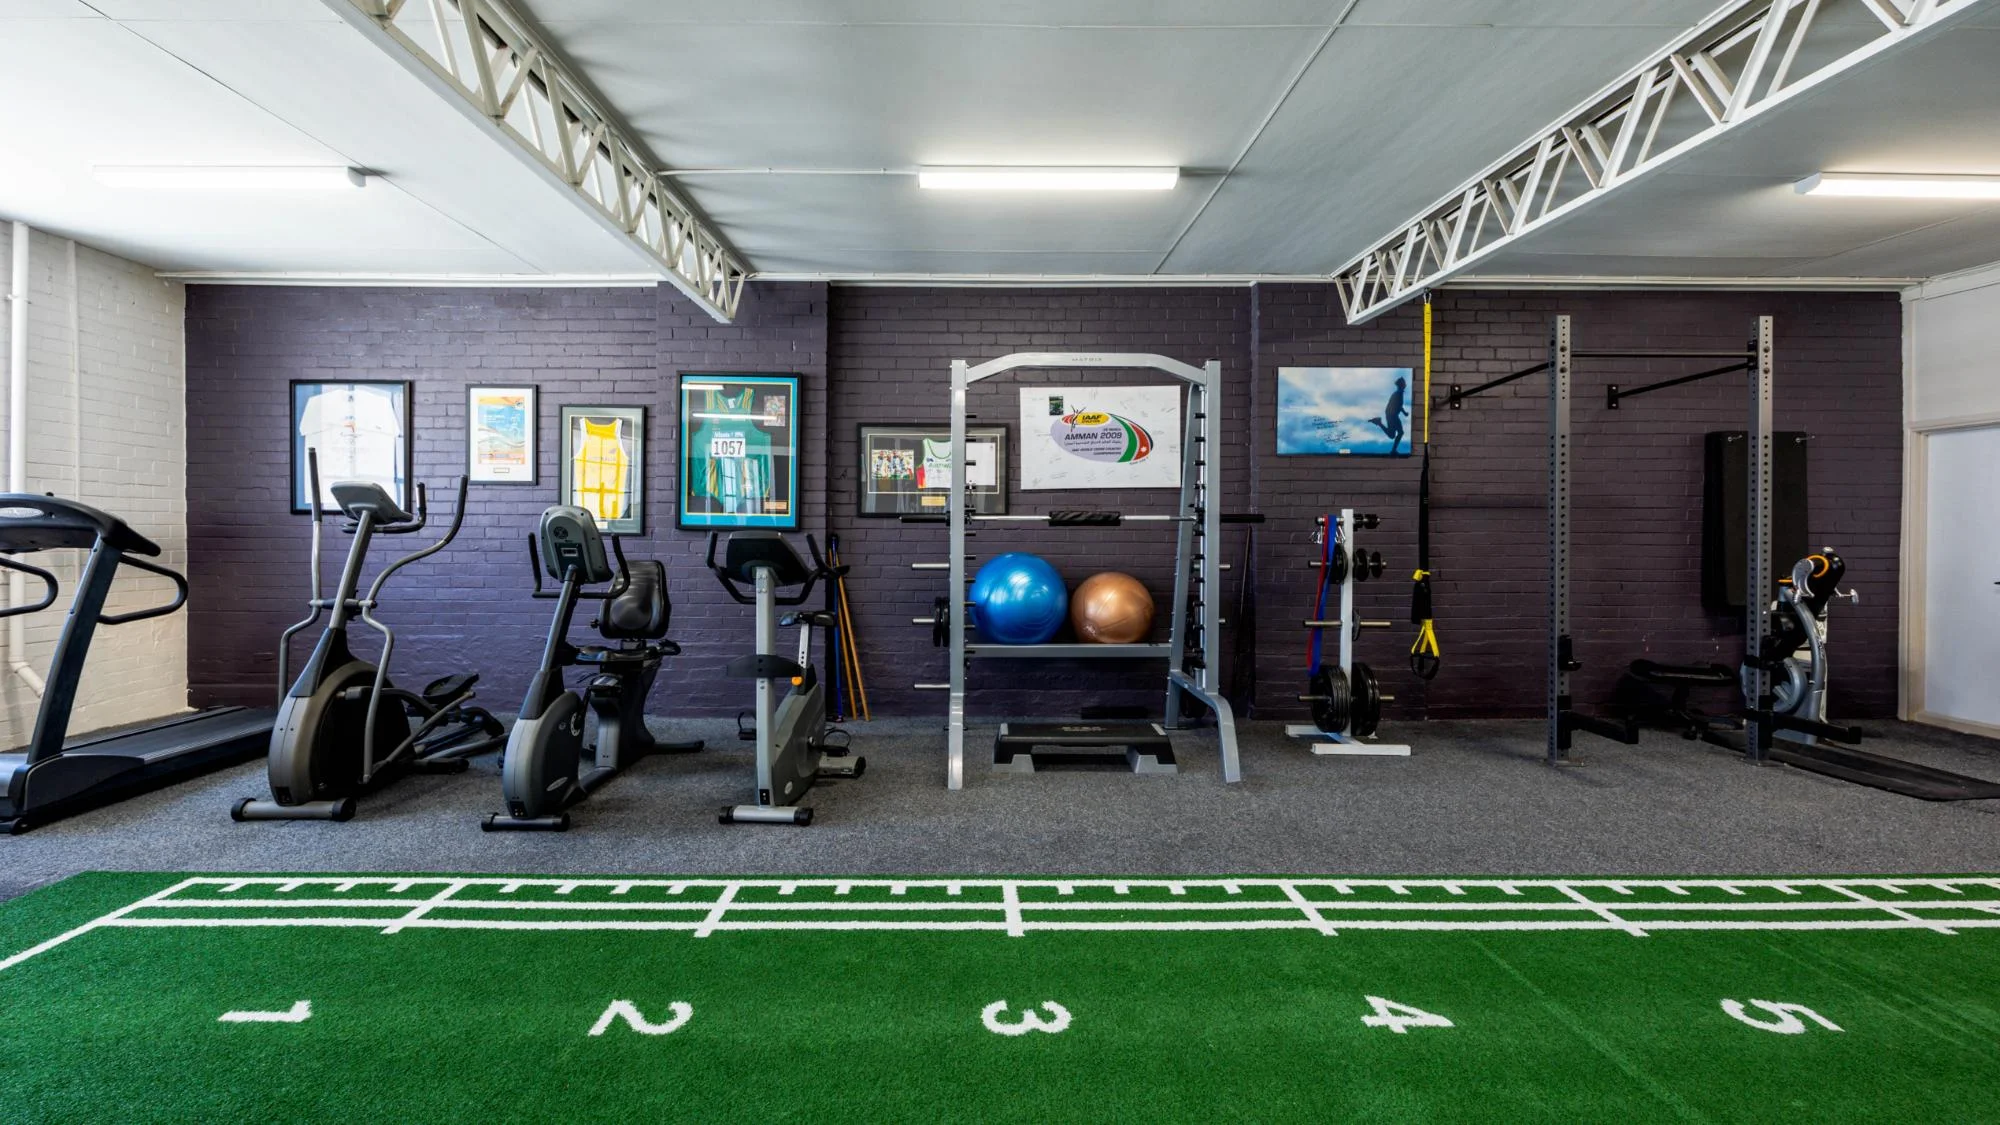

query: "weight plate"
left=1329, top=545, right=1348, bottom=584
left=1308, top=667, right=1350, bottom=735
left=1351, top=661, right=1382, bottom=738
left=931, top=597, right=950, bottom=648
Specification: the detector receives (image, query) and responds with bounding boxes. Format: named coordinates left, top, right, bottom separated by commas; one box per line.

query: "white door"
left=1924, top=425, right=2000, bottom=727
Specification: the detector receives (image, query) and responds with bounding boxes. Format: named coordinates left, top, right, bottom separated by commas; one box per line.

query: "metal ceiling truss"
left=1331, top=0, right=1986, bottom=325
left=336, top=0, right=748, bottom=321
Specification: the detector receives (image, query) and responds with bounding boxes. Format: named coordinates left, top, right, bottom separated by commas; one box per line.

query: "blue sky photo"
left=1276, top=366, right=1415, bottom=456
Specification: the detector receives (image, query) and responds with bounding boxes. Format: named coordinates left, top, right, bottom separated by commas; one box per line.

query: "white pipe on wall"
left=7, top=220, right=44, bottom=695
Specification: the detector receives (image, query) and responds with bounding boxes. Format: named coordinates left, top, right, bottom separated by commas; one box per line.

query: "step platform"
left=994, top=722, right=1177, bottom=775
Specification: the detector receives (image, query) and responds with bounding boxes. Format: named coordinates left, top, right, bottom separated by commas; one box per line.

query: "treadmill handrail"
left=0, top=554, right=59, bottom=619
left=99, top=554, right=188, bottom=626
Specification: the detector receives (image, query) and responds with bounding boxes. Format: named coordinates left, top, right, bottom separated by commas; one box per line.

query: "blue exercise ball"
left=970, top=553, right=1069, bottom=644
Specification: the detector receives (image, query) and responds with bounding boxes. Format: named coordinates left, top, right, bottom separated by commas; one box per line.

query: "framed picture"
left=677, top=373, right=800, bottom=530
left=857, top=423, right=1009, bottom=517
left=290, top=380, right=412, bottom=514
left=559, top=405, right=646, bottom=535
left=1018, top=385, right=1182, bottom=490
left=467, top=385, right=537, bottom=484
left=1277, top=367, right=1415, bottom=457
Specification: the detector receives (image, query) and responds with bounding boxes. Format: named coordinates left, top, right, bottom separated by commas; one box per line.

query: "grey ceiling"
left=524, top=0, right=1731, bottom=276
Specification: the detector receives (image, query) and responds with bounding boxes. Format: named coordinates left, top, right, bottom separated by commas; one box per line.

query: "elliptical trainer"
left=483, top=506, right=702, bottom=831
left=705, top=531, right=863, bottom=825
left=232, top=453, right=505, bottom=822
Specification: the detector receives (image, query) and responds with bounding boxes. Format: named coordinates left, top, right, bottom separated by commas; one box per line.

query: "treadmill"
left=0, top=494, right=272, bottom=833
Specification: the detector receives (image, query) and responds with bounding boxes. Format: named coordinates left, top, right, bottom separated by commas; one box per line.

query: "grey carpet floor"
left=5, top=717, right=2000, bottom=902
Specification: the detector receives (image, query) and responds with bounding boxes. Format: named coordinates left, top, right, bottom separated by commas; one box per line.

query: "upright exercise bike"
left=233, top=453, right=505, bottom=822
left=706, top=531, right=863, bottom=825
left=484, top=505, right=702, bottom=831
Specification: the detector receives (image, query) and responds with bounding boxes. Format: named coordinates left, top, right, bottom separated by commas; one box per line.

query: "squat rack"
left=912, top=352, right=1244, bottom=790
left=1445, top=315, right=1779, bottom=766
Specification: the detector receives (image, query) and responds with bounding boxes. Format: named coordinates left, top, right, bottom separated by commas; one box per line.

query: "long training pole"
left=1546, top=315, right=1573, bottom=766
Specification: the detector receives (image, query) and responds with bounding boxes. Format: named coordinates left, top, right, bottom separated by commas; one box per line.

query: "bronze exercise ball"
left=1070, top=571, right=1155, bottom=644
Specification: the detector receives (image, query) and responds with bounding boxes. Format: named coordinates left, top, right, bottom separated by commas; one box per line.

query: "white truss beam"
left=1330, top=0, right=1989, bottom=324
left=331, top=0, right=748, bottom=322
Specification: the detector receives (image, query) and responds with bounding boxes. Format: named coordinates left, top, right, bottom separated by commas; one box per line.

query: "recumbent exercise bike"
left=705, top=531, right=863, bottom=825
left=484, top=505, right=702, bottom=831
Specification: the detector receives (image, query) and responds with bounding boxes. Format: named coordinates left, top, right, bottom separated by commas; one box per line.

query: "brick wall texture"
left=183, top=283, right=1903, bottom=727
left=0, top=227, right=189, bottom=745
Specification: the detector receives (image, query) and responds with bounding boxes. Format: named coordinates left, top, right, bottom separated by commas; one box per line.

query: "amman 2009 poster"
left=677, top=373, right=801, bottom=530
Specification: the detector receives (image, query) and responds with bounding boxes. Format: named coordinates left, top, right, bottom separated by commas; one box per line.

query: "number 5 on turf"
left=1721, top=999, right=1841, bottom=1035
left=1361, top=996, right=1453, bottom=1034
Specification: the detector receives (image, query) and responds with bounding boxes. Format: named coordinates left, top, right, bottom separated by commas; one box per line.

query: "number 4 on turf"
left=1360, top=996, right=1454, bottom=1034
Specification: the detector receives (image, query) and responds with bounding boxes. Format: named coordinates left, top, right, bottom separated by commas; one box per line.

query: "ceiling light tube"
left=1794, top=172, right=2000, bottom=200
left=918, top=167, right=1179, bottom=192
left=93, top=166, right=368, bottom=191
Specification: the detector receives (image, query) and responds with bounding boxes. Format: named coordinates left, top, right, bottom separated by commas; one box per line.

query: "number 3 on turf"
left=982, top=1000, right=1071, bottom=1036
left=1720, top=999, right=1842, bottom=1035
left=1360, top=996, right=1454, bottom=1034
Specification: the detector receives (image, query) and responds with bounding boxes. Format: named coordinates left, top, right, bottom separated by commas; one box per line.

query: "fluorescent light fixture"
left=918, top=167, right=1178, bottom=192
left=1794, top=172, right=2000, bottom=199
left=93, top=165, right=368, bottom=191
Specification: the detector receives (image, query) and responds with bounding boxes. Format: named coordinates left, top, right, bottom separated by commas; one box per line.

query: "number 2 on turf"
left=1360, top=996, right=1454, bottom=1034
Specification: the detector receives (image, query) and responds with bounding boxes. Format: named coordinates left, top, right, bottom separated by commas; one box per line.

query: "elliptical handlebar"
left=362, top=475, right=470, bottom=605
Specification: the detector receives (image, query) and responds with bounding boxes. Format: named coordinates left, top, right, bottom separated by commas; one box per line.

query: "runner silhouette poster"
left=1277, top=367, right=1415, bottom=457
left=677, top=373, right=800, bottom=530
left=1019, top=386, right=1181, bottom=490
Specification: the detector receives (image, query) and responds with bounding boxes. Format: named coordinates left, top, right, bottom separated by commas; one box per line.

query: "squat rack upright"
left=912, top=352, right=1245, bottom=790
left=1445, top=315, right=1778, bottom=766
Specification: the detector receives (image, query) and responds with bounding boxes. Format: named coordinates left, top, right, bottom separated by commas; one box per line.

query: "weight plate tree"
left=1288, top=508, right=1408, bottom=756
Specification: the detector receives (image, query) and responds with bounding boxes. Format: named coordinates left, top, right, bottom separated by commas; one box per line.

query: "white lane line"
left=1557, top=884, right=1648, bottom=938
left=0, top=878, right=203, bottom=973
left=1280, top=882, right=1337, bottom=937
left=1828, top=883, right=1956, bottom=935
left=383, top=880, right=468, bottom=935
left=693, top=884, right=741, bottom=939
left=1002, top=883, right=1027, bottom=938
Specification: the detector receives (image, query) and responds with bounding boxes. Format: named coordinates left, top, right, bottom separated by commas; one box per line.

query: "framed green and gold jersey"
left=678, top=373, right=800, bottom=530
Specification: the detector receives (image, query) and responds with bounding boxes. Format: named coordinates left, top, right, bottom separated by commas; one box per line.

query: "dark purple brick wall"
left=1251, top=286, right=1902, bottom=722
left=184, top=282, right=1900, bottom=723
left=184, top=282, right=826, bottom=720
left=826, top=287, right=1256, bottom=721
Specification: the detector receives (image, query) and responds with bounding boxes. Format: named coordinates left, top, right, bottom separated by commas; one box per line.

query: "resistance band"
left=1409, top=294, right=1441, bottom=680
left=1308, top=514, right=1341, bottom=678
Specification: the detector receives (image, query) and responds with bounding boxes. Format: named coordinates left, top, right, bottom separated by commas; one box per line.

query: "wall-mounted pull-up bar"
left=1445, top=361, right=1549, bottom=409
left=1606, top=360, right=1754, bottom=409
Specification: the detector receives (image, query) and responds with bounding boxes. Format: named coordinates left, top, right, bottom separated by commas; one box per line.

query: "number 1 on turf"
left=1360, top=996, right=1454, bottom=1034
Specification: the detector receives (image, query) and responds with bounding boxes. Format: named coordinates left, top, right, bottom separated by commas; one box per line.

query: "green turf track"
left=5, top=873, right=2000, bottom=1123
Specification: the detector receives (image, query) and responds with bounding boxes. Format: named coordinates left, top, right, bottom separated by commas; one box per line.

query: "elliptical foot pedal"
left=993, top=722, right=1177, bottom=775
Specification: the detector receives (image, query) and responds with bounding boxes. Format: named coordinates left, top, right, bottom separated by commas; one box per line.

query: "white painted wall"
left=0, top=224, right=189, bottom=747
left=1901, top=262, right=2000, bottom=736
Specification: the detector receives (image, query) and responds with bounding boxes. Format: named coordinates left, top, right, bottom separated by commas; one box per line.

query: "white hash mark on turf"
left=982, top=1001, right=1071, bottom=1036
left=589, top=1000, right=692, bottom=1036
left=219, top=1001, right=311, bottom=1024
left=1721, top=999, right=1841, bottom=1034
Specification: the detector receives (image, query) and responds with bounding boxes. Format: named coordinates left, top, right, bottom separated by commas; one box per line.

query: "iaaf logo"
left=1051, top=410, right=1154, bottom=464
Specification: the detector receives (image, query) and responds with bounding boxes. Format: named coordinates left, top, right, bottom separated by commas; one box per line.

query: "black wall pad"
left=1704, top=431, right=1809, bottom=612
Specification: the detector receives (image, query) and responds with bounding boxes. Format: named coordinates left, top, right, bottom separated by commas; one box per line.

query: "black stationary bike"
left=233, top=453, right=505, bottom=822
left=483, top=505, right=702, bottom=831
left=706, top=531, right=863, bottom=825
